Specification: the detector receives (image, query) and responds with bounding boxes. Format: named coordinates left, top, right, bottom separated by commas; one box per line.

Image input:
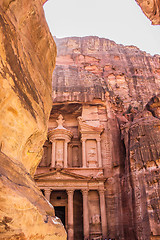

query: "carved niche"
left=56, top=140, right=64, bottom=167
left=68, top=139, right=82, bottom=167
left=72, top=146, right=79, bottom=166
left=86, top=140, right=98, bottom=168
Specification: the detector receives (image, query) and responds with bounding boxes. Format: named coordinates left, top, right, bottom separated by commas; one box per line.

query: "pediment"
left=35, top=169, right=90, bottom=181
left=78, top=117, right=103, bottom=134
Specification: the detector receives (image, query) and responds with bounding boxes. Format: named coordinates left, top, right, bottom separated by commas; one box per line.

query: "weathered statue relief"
left=56, top=141, right=64, bottom=166
left=72, top=145, right=80, bottom=167
left=87, top=140, right=98, bottom=167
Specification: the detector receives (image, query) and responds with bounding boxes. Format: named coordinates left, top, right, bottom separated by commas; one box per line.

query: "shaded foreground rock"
left=0, top=0, right=66, bottom=239
left=0, top=152, right=65, bottom=239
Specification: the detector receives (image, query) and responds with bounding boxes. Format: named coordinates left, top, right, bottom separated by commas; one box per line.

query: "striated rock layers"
left=135, top=0, right=160, bottom=25
left=0, top=0, right=66, bottom=239
left=52, top=36, right=160, bottom=239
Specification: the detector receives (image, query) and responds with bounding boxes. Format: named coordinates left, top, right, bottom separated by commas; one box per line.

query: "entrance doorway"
left=54, top=206, right=65, bottom=226
left=50, top=190, right=68, bottom=228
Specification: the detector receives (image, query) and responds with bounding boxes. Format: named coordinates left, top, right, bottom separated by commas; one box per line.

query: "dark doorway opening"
left=74, top=190, right=83, bottom=240
left=54, top=206, right=65, bottom=226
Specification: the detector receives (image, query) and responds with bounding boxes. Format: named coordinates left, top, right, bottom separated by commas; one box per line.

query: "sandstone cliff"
left=53, top=36, right=160, bottom=111
left=53, top=36, right=160, bottom=239
left=0, top=0, right=66, bottom=239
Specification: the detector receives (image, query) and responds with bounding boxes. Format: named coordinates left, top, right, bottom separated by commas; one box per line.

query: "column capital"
left=44, top=188, right=51, bottom=202
left=64, top=139, right=70, bottom=144
left=81, top=138, right=86, bottom=142
left=99, top=189, right=105, bottom=194
left=81, top=189, right=89, bottom=195
left=48, top=132, right=55, bottom=143
left=44, top=188, right=51, bottom=193
left=67, top=189, right=74, bottom=195
left=96, top=138, right=101, bottom=142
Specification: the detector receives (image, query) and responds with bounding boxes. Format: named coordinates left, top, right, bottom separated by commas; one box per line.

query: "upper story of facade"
left=36, top=100, right=111, bottom=180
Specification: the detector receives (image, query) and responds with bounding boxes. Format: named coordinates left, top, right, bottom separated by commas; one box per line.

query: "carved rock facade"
left=36, top=36, right=160, bottom=240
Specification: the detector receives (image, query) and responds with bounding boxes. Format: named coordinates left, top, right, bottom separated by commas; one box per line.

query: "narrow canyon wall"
left=0, top=1, right=66, bottom=239
left=53, top=36, right=160, bottom=239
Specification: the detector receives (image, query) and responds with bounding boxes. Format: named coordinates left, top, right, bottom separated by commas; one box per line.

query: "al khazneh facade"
left=35, top=103, right=108, bottom=240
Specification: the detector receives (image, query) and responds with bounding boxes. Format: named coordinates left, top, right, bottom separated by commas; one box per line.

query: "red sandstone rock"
left=47, top=36, right=160, bottom=239
left=53, top=36, right=160, bottom=111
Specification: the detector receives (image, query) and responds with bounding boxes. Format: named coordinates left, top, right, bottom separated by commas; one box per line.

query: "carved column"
left=64, top=140, right=68, bottom=168
left=97, top=139, right=102, bottom=167
left=82, top=189, right=89, bottom=240
left=44, top=189, right=51, bottom=202
left=67, top=189, right=74, bottom=240
left=99, top=190, right=107, bottom=238
left=51, top=140, right=56, bottom=168
left=82, top=139, right=86, bottom=168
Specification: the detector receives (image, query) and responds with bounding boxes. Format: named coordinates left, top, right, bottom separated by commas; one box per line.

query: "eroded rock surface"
left=135, top=0, right=160, bottom=25
left=0, top=0, right=66, bottom=239
left=53, top=36, right=160, bottom=111
left=51, top=36, right=160, bottom=239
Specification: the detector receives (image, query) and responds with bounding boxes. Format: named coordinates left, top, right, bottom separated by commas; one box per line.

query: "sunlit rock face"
left=52, top=36, right=160, bottom=239
left=136, top=0, right=160, bottom=25
left=0, top=0, right=66, bottom=239
left=53, top=36, right=160, bottom=110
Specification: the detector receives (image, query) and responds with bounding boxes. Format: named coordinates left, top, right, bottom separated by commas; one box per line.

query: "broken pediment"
left=78, top=116, right=104, bottom=135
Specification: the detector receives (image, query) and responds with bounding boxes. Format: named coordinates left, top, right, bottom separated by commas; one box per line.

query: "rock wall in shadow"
left=0, top=0, right=66, bottom=239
